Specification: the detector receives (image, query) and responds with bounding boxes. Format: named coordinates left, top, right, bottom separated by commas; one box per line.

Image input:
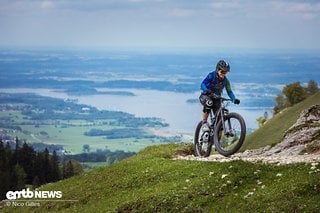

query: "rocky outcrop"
left=264, top=104, right=320, bottom=155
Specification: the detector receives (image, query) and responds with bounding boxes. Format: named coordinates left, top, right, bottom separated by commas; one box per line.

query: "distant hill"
left=1, top=143, right=319, bottom=212
left=241, top=91, right=320, bottom=151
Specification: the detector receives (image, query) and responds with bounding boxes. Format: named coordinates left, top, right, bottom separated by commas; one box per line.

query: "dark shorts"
left=199, top=94, right=221, bottom=114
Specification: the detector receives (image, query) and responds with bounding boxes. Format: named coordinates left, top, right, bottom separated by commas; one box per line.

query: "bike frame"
left=208, top=98, right=232, bottom=136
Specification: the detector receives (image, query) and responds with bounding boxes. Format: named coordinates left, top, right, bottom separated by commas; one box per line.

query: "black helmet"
left=216, top=60, right=230, bottom=72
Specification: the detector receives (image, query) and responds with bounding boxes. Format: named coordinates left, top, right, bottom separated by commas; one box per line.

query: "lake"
left=0, top=87, right=272, bottom=135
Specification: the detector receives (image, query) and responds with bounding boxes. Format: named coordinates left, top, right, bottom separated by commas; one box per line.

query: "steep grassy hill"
left=2, top=143, right=320, bottom=212
left=241, top=91, right=320, bottom=151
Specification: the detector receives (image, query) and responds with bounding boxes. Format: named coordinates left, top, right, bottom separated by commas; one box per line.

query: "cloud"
left=209, top=1, right=242, bottom=10
left=169, top=8, right=196, bottom=17
left=41, top=0, right=55, bottom=10
left=207, top=0, right=245, bottom=18
left=206, top=0, right=320, bottom=20
left=128, top=0, right=145, bottom=2
left=0, top=0, right=319, bottom=49
left=271, top=1, right=320, bottom=20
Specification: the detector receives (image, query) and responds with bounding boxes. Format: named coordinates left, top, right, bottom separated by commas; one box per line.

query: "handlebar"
left=220, top=97, right=232, bottom=102
left=206, top=93, right=232, bottom=102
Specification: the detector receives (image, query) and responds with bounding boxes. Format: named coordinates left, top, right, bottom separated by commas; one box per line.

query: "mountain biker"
left=199, top=60, right=240, bottom=130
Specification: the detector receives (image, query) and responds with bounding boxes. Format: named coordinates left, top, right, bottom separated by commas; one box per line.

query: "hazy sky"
left=1, top=0, right=320, bottom=49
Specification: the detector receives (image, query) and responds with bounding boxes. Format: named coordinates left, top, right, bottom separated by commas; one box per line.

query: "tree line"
left=256, top=80, right=319, bottom=127
left=84, top=128, right=181, bottom=142
left=66, top=148, right=136, bottom=165
left=0, top=138, right=82, bottom=200
left=274, top=80, right=319, bottom=114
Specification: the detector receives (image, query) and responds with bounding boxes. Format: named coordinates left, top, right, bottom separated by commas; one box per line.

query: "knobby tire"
left=213, top=113, right=246, bottom=157
left=194, top=121, right=213, bottom=157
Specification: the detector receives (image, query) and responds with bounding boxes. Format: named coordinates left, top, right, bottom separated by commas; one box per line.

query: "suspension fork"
left=227, top=116, right=232, bottom=130
left=220, top=109, right=226, bottom=133
left=222, top=108, right=233, bottom=136
left=219, top=105, right=232, bottom=135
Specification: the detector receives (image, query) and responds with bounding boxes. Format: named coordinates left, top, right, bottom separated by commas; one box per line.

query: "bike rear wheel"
left=214, top=113, right=246, bottom=157
left=194, top=121, right=213, bottom=157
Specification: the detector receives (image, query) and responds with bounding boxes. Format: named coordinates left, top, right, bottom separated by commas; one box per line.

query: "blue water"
left=0, top=48, right=319, bottom=134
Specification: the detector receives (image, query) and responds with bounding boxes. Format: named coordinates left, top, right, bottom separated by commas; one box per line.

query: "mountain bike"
left=194, top=95, right=246, bottom=157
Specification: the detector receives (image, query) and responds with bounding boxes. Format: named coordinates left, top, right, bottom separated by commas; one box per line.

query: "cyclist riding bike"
left=199, top=60, right=240, bottom=131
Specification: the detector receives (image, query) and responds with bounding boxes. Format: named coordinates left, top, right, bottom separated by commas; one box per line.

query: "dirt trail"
left=174, top=145, right=320, bottom=165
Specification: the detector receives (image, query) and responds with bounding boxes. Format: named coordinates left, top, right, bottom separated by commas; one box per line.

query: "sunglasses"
left=219, top=70, right=228, bottom=75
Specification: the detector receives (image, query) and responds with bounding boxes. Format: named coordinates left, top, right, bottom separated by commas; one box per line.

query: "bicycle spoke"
left=221, top=118, right=240, bottom=148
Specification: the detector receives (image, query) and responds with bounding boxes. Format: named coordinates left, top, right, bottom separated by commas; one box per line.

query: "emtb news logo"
left=6, top=188, right=62, bottom=200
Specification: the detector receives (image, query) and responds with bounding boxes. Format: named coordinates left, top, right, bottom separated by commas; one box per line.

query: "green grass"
left=2, top=143, right=319, bottom=212
left=241, top=91, right=320, bottom=151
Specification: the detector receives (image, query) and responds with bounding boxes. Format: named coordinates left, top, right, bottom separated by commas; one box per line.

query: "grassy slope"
left=241, top=91, right=320, bottom=151
left=3, top=143, right=320, bottom=212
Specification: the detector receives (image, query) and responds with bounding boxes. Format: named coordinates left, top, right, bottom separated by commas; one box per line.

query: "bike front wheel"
left=194, top=121, right=213, bottom=157
left=214, top=113, right=246, bottom=157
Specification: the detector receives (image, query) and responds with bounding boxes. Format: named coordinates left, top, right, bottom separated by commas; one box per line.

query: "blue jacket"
left=201, top=71, right=236, bottom=101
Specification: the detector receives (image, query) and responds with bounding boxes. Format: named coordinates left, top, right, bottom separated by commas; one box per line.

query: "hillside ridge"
left=241, top=91, right=320, bottom=151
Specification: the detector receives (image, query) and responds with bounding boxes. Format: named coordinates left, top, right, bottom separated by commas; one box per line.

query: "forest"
left=0, top=139, right=82, bottom=200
